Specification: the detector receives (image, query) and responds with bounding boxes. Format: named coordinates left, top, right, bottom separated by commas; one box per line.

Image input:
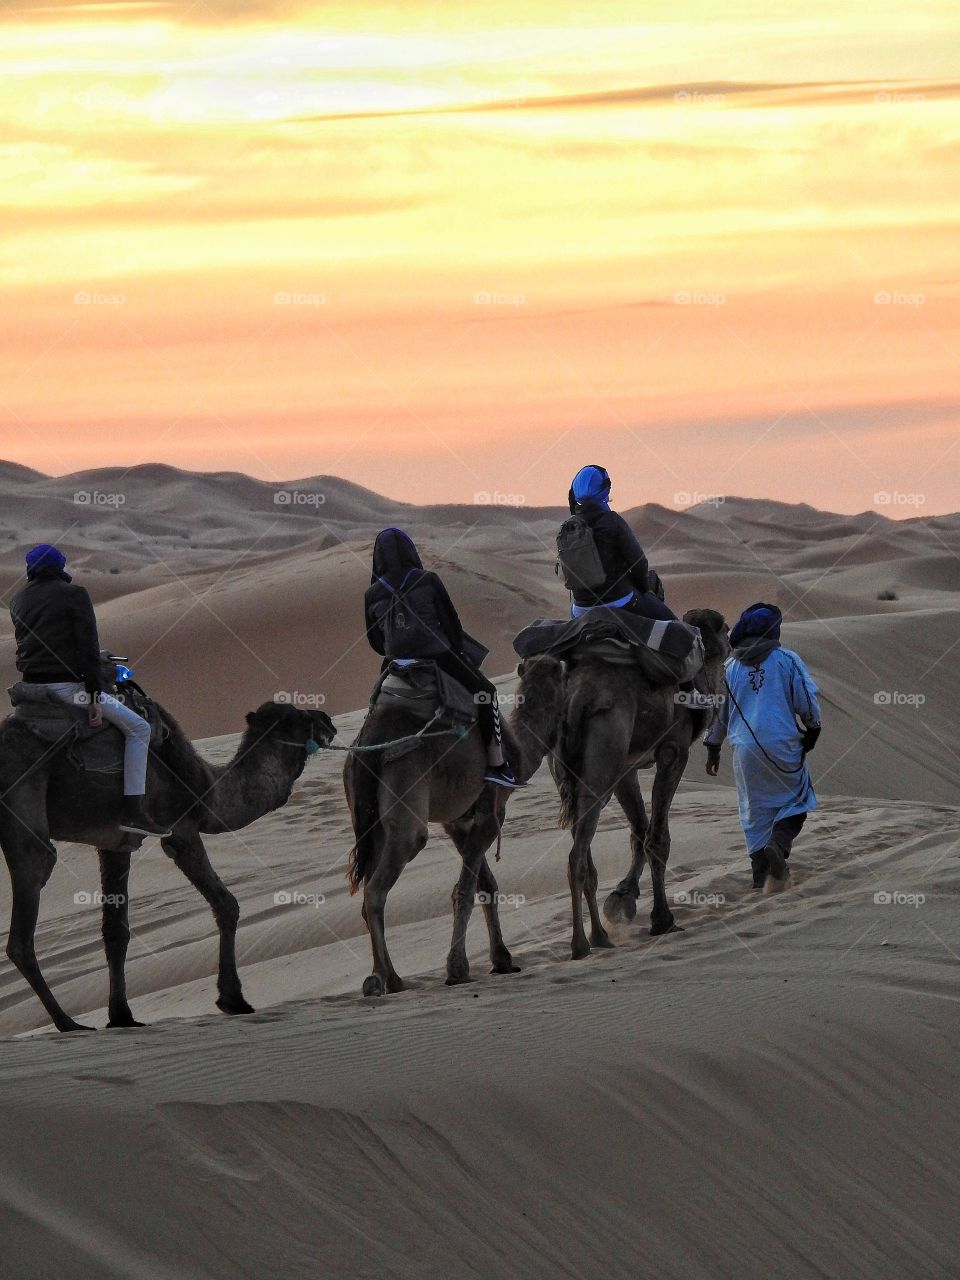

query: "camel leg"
left=568, top=798, right=603, bottom=960
left=603, top=772, right=649, bottom=925
left=444, top=809, right=518, bottom=985
left=478, top=855, right=522, bottom=976
left=160, top=828, right=253, bottom=1015
left=97, top=849, right=144, bottom=1028
left=646, top=743, right=687, bottom=936
left=584, top=847, right=614, bottom=950
left=362, top=837, right=418, bottom=997
left=1, top=826, right=91, bottom=1032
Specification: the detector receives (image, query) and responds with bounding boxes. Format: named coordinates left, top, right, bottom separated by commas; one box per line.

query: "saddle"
left=6, top=676, right=166, bottom=775
left=514, top=608, right=705, bottom=686
left=369, top=660, right=478, bottom=761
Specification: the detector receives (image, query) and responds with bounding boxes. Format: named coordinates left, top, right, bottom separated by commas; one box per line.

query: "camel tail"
left=346, top=747, right=383, bottom=895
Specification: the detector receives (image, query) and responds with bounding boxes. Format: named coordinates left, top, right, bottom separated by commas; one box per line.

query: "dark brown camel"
left=0, top=699, right=335, bottom=1032
left=551, top=608, right=729, bottom=957
left=344, top=655, right=565, bottom=997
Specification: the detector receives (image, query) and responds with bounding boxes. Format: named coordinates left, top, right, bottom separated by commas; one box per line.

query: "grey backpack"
left=556, top=516, right=607, bottom=592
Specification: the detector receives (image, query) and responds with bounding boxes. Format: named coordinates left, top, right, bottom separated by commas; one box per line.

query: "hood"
left=371, top=528, right=423, bottom=586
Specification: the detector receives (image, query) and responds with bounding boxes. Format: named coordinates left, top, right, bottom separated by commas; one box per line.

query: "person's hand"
left=802, top=725, right=821, bottom=754
left=705, top=748, right=720, bottom=776
left=88, top=696, right=103, bottom=728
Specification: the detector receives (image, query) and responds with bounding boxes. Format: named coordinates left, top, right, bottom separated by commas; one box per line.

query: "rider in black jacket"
left=364, top=528, right=523, bottom=788
left=567, top=465, right=676, bottom=621
left=10, top=545, right=169, bottom=837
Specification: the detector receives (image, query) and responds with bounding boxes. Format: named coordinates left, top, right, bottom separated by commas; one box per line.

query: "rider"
left=9, top=544, right=170, bottom=837
left=566, top=465, right=677, bottom=621
left=703, top=602, right=821, bottom=888
left=364, top=528, right=524, bottom=789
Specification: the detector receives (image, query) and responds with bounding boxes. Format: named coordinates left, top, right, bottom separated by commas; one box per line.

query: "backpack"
left=556, top=515, right=607, bottom=592
left=375, top=571, right=441, bottom=657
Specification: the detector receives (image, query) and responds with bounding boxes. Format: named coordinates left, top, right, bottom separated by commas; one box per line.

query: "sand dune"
left=0, top=700, right=957, bottom=1278
left=0, top=463, right=958, bottom=1278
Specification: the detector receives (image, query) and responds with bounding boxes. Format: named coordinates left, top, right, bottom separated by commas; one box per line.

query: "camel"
left=551, top=608, right=729, bottom=958
left=0, top=698, right=335, bottom=1032
left=344, top=655, right=565, bottom=997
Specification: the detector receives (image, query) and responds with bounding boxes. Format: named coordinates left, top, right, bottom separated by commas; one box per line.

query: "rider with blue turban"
left=566, top=465, right=676, bottom=621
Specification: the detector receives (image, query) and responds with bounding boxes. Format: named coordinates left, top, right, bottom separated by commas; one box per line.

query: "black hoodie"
left=10, top=568, right=103, bottom=693
left=364, top=529, right=464, bottom=659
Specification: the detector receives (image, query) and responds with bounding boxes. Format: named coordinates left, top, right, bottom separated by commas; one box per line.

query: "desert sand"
left=0, top=464, right=957, bottom=1278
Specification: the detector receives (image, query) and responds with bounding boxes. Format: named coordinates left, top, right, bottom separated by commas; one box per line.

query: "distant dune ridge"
left=0, top=462, right=958, bottom=1279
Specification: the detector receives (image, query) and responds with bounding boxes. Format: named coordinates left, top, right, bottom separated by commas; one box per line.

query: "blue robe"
left=704, top=646, right=820, bottom=853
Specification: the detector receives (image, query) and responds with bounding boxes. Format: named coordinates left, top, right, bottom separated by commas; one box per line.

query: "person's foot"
left=119, top=796, right=172, bottom=838
left=750, top=852, right=768, bottom=890
left=484, top=764, right=526, bottom=789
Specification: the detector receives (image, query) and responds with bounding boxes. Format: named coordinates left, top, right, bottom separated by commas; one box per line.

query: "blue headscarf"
left=730, top=602, right=782, bottom=649
left=569, top=465, right=612, bottom=512
left=25, top=544, right=70, bottom=581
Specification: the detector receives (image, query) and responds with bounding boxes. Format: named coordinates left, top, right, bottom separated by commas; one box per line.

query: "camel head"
left=683, top=608, right=730, bottom=664
left=515, top=654, right=567, bottom=752
left=244, top=700, right=337, bottom=754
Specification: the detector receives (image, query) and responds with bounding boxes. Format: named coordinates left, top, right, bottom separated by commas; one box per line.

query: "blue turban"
left=25, top=544, right=68, bottom=579
left=730, top=602, right=782, bottom=648
left=570, top=465, right=612, bottom=511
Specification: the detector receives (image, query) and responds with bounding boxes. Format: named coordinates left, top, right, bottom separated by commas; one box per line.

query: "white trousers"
left=43, top=682, right=150, bottom=795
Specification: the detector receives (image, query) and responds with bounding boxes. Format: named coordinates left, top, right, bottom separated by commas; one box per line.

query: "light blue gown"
left=703, top=646, right=821, bottom=853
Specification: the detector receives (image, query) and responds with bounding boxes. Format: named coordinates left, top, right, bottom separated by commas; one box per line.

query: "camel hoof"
left=362, top=975, right=384, bottom=997
left=445, top=973, right=474, bottom=986
left=385, top=975, right=405, bottom=994
left=216, top=996, right=255, bottom=1016
left=603, top=889, right=637, bottom=924
left=650, top=918, right=683, bottom=936
left=571, top=941, right=591, bottom=961
left=107, top=1016, right=147, bottom=1029
left=490, top=963, right=521, bottom=975
left=58, top=1021, right=95, bottom=1033
left=591, top=932, right=616, bottom=950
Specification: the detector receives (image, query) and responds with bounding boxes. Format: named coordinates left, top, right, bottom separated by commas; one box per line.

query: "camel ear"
left=246, top=711, right=256, bottom=725
left=517, top=660, right=527, bottom=678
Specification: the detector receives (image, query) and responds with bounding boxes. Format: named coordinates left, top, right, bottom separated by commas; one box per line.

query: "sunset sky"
left=0, top=0, right=957, bottom=513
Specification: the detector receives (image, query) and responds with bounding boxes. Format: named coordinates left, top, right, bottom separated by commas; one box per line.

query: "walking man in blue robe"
left=703, top=603, right=822, bottom=889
